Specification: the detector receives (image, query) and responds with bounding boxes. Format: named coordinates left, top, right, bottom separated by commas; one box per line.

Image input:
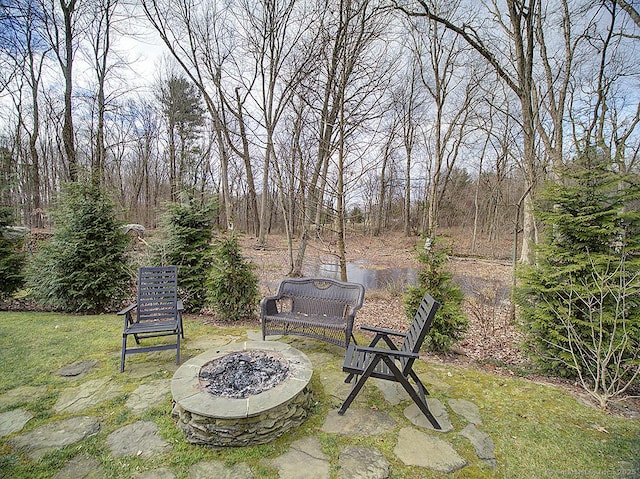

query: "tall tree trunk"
left=61, top=0, right=77, bottom=181
left=234, top=88, right=260, bottom=236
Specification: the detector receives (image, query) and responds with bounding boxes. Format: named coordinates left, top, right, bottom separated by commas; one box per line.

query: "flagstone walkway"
left=0, top=331, right=497, bottom=478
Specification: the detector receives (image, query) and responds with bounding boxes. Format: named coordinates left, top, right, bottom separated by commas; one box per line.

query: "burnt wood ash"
left=199, top=351, right=290, bottom=398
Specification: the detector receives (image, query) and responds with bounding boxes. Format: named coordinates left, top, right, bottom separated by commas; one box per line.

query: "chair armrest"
left=177, top=300, right=184, bottom=312
left=353, top=345, right=418, bottom=360
left=360, top=325, right=407, bottom=338
left=260, top=296, right=280, bottom=316
left=117, top=303, right=137, bottom=316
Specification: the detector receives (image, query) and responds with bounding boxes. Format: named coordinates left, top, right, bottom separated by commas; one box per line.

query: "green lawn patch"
left=0, top=312, right=638, bottom=478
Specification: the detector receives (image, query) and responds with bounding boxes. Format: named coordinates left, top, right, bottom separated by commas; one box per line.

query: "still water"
left=305, top=259, right=417, bottom=290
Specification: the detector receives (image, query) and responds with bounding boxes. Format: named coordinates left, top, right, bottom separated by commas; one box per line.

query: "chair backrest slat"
left=399, top=292, right=440, bottom=374
left=137, top=266, right=178, bottom=322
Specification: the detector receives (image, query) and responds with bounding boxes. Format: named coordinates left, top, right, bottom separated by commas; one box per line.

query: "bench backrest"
left=399, top=291, right=440, bottom=375
left=277, top=277, right=365, bottom=318
left=137, top=266, right=178, bottom=322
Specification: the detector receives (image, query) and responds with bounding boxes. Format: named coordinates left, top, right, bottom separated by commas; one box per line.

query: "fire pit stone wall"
left=171, top=340, right=314, bottom=447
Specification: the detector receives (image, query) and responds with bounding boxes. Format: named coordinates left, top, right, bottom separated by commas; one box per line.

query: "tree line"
left=1, top=0, right=639, bottom=273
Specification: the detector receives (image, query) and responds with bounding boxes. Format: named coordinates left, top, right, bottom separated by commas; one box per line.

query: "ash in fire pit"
left=199, top=351, right=289, bottom=399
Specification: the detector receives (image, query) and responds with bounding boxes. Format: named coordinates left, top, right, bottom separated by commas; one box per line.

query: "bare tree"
left=39, top=0, right=85, bottom=181
left=407, top=7, right=480, bottom=238
left=613, top=0, right=640, bottom=29
left=142, top=0, right=235, bottom=227
left=86, top=0, right=122, bottom=186
left=397, top=0, right=542, bottom=261
left=0, top=0, right=50, bottom=225
left=292, top=0, right=390, bottom=277
left=391, top=56, right=425, bottom=236
left=238, top=0, right=311, bottom=247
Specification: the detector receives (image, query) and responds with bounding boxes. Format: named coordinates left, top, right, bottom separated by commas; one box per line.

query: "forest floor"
left=233, top=229, right=640, bottom=418
left=237, top=228, right=523, bottom=367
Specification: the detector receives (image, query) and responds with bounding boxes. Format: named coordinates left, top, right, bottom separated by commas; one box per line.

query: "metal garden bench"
left=260, top=277, right=365, bottom=348
left=338, top=290, right=442, bottom=429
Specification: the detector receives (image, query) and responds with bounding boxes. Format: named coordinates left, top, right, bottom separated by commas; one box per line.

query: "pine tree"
left=154, top=198, right=218, bottom=313
left=404, top=237, right=467, bottom=351
left=207, top=234, right=259, bottom=321
left=0, top=207, right=26, bottom=299
left=516, top=149, right=640, bottom=379
left=27, top=182, right=130, bottom=313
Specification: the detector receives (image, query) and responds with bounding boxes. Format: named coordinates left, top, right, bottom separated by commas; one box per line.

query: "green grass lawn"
left=0, top=312, right=638, bottom=478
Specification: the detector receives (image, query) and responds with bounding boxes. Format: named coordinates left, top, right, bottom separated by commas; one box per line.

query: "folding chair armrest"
left=177, top=300, right=184, bottom=312
left=360, top=325, right=407, bottom=338
left=353, top=345, right=419, bottom=360
left=117, top=303, right=137, bottom=316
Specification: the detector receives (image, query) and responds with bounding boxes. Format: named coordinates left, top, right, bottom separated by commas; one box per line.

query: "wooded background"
left=1, top=0, right=639, bottom=270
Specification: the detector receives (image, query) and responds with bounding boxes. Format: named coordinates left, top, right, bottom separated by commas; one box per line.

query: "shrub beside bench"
left=260, top=277, right=365, bottom=348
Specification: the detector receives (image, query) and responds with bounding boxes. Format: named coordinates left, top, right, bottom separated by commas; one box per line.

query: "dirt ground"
left=238, top=230, right=523, bottom=366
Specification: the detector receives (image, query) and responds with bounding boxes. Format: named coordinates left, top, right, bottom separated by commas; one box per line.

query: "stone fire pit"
left=171, top=340, right=313, bottom=447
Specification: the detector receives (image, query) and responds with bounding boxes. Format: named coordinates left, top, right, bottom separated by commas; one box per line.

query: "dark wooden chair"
left=118, top=266, right=184, bottom=372
left=339, top=291, right=441, bottom=429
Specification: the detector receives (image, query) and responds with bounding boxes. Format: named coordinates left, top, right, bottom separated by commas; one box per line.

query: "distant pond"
left=305, top=259, right=417, bottom=290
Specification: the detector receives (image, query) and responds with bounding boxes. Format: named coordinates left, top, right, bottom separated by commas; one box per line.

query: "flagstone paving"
left=0, top=409, right=33, bottom=438
left=448, top=398, right=483, bottom=425
left=0, top=330, right=499, bottom=477
left=8, top=416, right=100, bottom=460
left=52, top=453, right=105, bottom=479
left=403, top=399, right=454, bottom=432
left=337, top=445, right=389, bottom=479
left=54, top=377, right=123, bottom=414
left=133, top=467, right=176, bottom=479
left=125, top=379, right=171, bottom=414
left=268, top=437, right=331, bottom=479
left=106, top=421, right=173, bottom=457
left=394, top=427, right=467, bottom=473
left=188, top=460, right=254, bottom=479
left=53, top=359, right=99, bottom=378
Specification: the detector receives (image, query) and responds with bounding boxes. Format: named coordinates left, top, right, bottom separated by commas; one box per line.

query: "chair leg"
left=176, top=331, right=181, bottom=365
left=338, top=354, right=381, bottom=415
left=409, top=369, right=430, bottom=404
left=120, top=334, right=127, bottom=373
left=382, top=357, right=441, bottom=430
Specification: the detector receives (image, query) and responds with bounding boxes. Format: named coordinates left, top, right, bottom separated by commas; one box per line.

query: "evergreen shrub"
left=153, top=198, right=218, bottom=313
left=515, top=151, right=640, bottom=380
left=207, top=234, right=259, bottom=321
left=0, top=207, right=26, bottom=299
left=26, top=182, right=130, bottom=313
left=404, top=236, right=467, bottom=351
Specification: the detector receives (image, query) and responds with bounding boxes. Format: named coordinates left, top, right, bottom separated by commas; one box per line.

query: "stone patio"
left=0, top=330, right=497, bottom=478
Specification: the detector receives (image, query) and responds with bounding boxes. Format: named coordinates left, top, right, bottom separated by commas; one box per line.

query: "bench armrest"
left=260, top=296, right=280, bottom=317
